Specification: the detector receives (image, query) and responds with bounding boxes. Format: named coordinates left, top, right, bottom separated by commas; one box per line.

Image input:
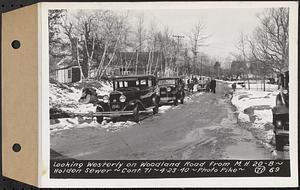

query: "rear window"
left=158, top=79, right=176, bottom=85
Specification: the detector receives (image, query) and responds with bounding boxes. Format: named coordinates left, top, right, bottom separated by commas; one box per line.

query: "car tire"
left=96, top=106, right=103, bottom=124
left=180, top=92, right=184, bottom=104
left=133, top=105, right=140, bottom=122
left=153, top=103, right=159, bottom=114
left=275, top=135, right=284, bottom=151
left=174, top=97, right=178, bottom=106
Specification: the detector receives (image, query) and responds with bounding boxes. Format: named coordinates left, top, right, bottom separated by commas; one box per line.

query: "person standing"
left=232, top=82, right=237, bottom=92
left=205, top=78, right=211, bottom=92
left=210, top=78, right=216, bottom=93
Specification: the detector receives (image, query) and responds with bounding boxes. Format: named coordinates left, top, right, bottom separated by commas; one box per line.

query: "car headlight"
left=167, top=87, right=171, bottom=92
left=120, top=95, right=126, bottom=102
left=103, top=95, right=109, bottom=103
left=282, top=89, right=288, bottom=94
left=276, top=120, right=282, bottom=128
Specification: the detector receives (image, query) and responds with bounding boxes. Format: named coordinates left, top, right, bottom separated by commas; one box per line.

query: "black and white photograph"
left=48, top=4, right=291, bottom=161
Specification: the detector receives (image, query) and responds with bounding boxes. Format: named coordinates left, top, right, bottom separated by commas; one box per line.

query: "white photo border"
left=40, top=1, right=298, bottom=188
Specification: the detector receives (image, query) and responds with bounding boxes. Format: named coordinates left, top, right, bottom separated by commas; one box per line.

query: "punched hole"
left=12, top=143, right=21, bottom=152
left=11, top=40, right=21, bottom=49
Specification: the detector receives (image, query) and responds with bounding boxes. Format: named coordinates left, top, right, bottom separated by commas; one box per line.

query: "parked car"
left=158, top=77, right=185, bottom=105
left=272, top=70, right=289, bottom=151
left=267, top=78, right=276, bottom=84
left=95, top=75, right=159, bottom=123
left=197, top=76, right=210, bottom=92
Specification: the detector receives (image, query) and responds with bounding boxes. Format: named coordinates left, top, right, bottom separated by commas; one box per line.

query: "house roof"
left=55, top=64, right=79, bottom=71
left=56, top=56, right=78, bottom=69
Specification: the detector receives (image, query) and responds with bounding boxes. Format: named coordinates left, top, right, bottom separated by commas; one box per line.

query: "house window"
left=68, top=69, right=72, bottom=79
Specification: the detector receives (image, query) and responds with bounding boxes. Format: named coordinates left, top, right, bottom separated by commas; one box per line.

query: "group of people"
left=187, top=77, right=217, bottom=93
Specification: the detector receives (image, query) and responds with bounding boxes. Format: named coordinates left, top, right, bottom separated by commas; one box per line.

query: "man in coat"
left=210, top=78, right=216, bottom=93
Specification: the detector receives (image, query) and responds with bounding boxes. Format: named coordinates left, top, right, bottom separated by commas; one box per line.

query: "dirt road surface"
left=51, top=82, right=275, bottom=160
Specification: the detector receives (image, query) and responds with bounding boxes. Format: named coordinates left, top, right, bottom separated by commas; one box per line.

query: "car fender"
left=126, top=99, right=146, bottom=110
left=96, top=102, right=109, bottom=111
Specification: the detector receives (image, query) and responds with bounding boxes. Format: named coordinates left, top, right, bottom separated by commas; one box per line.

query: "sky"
left=129, top=8, right=265, bottom=64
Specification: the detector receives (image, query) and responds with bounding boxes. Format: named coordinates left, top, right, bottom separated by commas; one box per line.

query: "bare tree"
left=188, top=21, right=209, bottom=75
left=236, top=32, right=250, bottom=89
left=249, top=8, right=289, bottom=73
left=96, top=12, right=128, bottom=78
left=74, top=10, right=98, bottom=78
left=61, top=14, right=85, bottom=80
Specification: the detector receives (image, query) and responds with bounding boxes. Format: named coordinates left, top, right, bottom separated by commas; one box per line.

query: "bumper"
left=94, top=111, right=134, bottom=117
left=160, top=96, right=176, bottom=101
left=275, top=129, right=289, bottom=136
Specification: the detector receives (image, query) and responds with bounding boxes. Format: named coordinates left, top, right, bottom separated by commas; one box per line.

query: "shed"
left=55, top=65, right=81, bottom=83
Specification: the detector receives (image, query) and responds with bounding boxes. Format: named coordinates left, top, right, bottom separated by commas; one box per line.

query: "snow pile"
left=238, top=112, right=250, bottom=122
left=50, top=117, right=94, bottom=132
left=231, top=88, right=279, bottom=147
left=50, top=116, right=137, bottom=133
left=100, top=120, right=137, bottom=132
left=232, top=90, right=277, bottom=112
left=49, top=80, right=112, bottom=113
left=159, top=105, right=172, bottom=113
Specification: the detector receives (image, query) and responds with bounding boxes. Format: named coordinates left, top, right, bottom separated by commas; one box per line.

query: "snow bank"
left=231, top=87, right=279, bottom=149
left=159, top=105, right=172, bottom=113
left=49, top=80, right=112, bottom=113
left=50, top=117, right=137, bottom=133
left=238, top=112, right=250, bottom=122
left=100, top=120, right=137, bottom=132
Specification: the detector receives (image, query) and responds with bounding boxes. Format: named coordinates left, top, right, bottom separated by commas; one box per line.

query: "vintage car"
left=272, top=70, right=289, bottom=151
left=158, top=77, right=185, bottom=105
left=197, top=76, right=210, bottom=92
left=95, top=75, right=159, bottom=123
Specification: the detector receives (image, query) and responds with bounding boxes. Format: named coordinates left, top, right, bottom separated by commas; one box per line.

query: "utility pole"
left=200, top=56, right=203, bottom=79
left=173, top=35, right=184, bottom=76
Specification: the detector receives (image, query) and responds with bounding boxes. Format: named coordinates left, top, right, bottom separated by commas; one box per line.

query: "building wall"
left=55, top=68, right=72, bottom=83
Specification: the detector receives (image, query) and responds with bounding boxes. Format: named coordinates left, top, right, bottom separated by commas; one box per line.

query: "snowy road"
left=51, top=82, right=277, bottom=160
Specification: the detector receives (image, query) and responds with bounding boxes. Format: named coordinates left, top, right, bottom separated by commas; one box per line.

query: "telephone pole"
left=173, top=35, right=184, bottom=76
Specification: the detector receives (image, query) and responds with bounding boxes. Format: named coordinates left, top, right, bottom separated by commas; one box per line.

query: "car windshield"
left=158, top=79, right=176, bottom=85
left=114, top=78, right=151, bottom=90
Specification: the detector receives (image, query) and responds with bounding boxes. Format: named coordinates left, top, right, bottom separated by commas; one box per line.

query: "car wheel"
left=133, top=105, right=140, bottom=122
left=96, top=106, right=103, bottom=124
left=153, top=103, right=159, bottom=114
left=180, top=92, right=184, bottom=104
left=275, top=135, right=284, bottom=151
left=174, top=97, right=178, bottom=106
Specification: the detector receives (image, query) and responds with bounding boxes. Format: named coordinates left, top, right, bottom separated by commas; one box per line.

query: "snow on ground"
left=230, top=85, right=279, bottom=150
left=159, top=105, right=172, bottom=113
left=50, top=80, right=112, bottom=113
left=227, top=80, right=278, bottom=92
left=50, top=79, right=115, bottom=132
left=50, top=116, right=138, bottom=133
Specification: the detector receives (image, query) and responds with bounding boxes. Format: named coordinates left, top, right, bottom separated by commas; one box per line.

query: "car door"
left=139, top=78, right=152, bottom=108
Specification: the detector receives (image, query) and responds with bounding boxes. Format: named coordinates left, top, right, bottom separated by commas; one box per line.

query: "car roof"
left=158, top=77, right=180, bottom=80
left=112, top=75, right=156, bottom=80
